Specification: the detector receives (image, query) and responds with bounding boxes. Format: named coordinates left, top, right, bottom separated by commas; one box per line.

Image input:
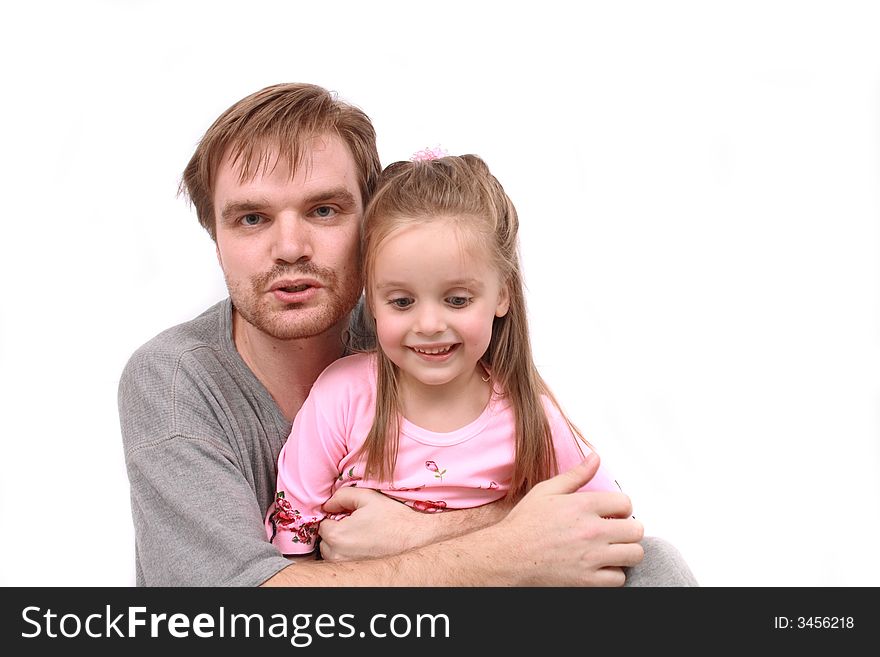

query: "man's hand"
left=319, top=488, right=509, bottom=561
left=493, top=453, right=645, bottom=586
left=319, top=488, right=427, bottom=560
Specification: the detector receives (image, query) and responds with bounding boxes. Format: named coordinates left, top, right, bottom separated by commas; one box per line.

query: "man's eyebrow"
left=220, top=199, right=269, bottom=222
left=304, top=187, right=358, bottom=208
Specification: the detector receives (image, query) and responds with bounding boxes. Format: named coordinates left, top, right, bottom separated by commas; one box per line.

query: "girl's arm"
left=267, top=374, right=350, bottom=556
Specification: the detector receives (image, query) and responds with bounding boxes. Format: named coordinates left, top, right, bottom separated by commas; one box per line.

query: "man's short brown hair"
left=180, top=83, right=381, bottom=239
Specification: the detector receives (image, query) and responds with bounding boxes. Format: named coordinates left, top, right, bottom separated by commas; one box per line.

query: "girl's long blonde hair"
left=357, top=154, right=588, bottom=500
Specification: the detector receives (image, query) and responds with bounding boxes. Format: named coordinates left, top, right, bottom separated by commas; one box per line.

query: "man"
left=119, top=83, right=696, bottom=586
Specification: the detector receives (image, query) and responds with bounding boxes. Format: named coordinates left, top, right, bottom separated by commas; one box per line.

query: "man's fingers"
left=593, top=491, right=632, bottom=520
left=594, top=567, right=628, bottom=587
left=322, top=486, right=378, bottom=514
left=535, top=453, right=601, bottom=495
left=609, top=541, right=645, bottom=568
left=608, top=517, right=644, bottom=545
left=577, top=490, right=632, bottom=520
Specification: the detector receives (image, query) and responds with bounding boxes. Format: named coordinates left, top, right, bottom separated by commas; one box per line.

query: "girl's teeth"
left=415, top=346, right=451, bottom=354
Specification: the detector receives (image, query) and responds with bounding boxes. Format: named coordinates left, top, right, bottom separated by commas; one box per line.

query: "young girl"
left=266, top=151, right=622, bottom=555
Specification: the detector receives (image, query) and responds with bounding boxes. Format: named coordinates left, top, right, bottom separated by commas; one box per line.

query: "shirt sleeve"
left=545, top=399, right=621, bottom=493
left=266, top=372, right=351, bottom=555
left=119, top=351, right=291, bottom=586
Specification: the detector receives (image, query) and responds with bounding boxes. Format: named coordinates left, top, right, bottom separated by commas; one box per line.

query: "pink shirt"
left=266, top=353, right=619, bottom=555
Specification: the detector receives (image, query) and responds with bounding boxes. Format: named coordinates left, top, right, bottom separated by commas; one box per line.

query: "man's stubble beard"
left=226, top=262, right=363, bottom=341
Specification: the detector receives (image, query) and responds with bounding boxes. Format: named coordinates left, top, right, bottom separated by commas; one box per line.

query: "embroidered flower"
left=269, top=491, right=318, bottom=545
left=409, top=500, right=448, bottom=513
left=425, top=460, right=447, bottom=481
left=272, top=492, right=299, bottom=528
left=292, top=521, right=319, bottom=545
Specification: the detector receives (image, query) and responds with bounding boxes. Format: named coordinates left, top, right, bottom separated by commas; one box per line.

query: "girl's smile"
left=408, top=343, right=461, bottom=360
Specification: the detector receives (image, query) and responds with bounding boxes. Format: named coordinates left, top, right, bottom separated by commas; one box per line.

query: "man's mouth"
left=269, top=278, right=322, bottom=293
left=268, top=280, right=322, bottom=302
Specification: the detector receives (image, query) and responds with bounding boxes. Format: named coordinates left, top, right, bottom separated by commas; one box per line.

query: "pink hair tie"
left=410, top=145, right=448, bottom=162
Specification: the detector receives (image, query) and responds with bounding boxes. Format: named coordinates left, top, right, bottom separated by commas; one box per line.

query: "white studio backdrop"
left=1, top=0, right=878, bottom=586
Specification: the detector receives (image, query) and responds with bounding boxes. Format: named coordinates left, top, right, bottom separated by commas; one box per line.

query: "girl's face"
left=370, top=218, right=510, bottom=394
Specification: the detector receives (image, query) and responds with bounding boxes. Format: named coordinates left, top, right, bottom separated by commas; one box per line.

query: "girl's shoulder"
left=314, top=352, right=377, bottom=391
left=537, top=393, right=580, bottom=437
left=534, top=392, right=563, bottom=419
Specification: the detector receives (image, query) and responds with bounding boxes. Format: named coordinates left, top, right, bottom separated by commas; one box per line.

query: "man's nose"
left=270, top=215, right=313, bottom=264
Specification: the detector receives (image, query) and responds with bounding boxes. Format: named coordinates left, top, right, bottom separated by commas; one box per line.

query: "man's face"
left=213, top=134, right=364, bottom=340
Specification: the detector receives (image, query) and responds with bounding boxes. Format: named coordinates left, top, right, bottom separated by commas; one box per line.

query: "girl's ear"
left=495, top=282, right=511, bottom=318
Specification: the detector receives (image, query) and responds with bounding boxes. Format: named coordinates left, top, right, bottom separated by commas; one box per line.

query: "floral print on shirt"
left=268, top=491, right=319, bottom=546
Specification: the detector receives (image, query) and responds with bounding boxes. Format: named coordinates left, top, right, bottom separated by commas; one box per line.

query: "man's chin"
left=249, top=307, right=348, bottom=341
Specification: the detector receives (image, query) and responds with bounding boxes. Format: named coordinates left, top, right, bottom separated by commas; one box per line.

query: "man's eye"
left=313, top=206, right=337, bottom=219
left=240, top=214, right=263, bottom=226
left=446, top=296, right=471, bottom=308
left=389, top=297, right=414, bottom=309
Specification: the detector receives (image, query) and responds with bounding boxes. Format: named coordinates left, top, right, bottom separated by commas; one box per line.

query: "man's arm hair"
left=317, top=488, right=511, bottom=562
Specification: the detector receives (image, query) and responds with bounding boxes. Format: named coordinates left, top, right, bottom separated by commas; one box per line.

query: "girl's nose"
left=414, top=303, right=447, bottom=336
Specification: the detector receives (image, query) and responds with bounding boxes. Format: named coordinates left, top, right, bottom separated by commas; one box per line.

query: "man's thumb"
left=540, top=452, right=600, bottom=494
left=322, top=486, right=362, bottom=514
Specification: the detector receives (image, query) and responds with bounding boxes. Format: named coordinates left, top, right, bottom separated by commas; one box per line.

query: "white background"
left=1, top=0, right=878, bottom=587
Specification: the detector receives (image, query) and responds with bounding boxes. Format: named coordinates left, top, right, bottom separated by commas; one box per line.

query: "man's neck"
left=232, top=310, right=348, bottom=422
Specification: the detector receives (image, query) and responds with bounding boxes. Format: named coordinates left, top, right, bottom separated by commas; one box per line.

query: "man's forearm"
left=414, top=501, right=511, bottom=544
left=263, top=523, right=509, bottom=586
left=318, top=488, right=512, bottom=561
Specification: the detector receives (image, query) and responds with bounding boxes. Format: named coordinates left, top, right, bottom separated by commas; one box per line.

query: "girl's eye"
left=446, top=296, right=471, bottom=308
left=313, top=206, right=337, bottom=219
left=241, top=214, right=263, bottom=226
left=389, top=297, right=414, bottom=309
